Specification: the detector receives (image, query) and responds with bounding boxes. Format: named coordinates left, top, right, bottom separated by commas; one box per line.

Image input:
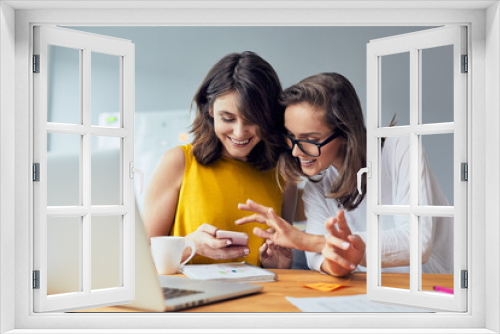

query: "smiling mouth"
left=299, top=158, right=316, bottom=166
left=228, top=136, right=252, bottom=145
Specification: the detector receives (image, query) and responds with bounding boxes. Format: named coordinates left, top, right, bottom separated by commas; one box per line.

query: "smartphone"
left=215, top=230, right=249, bottom=246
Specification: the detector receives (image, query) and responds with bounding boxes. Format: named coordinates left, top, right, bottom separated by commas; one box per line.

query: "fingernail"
left=350, top=264, right=356, bottom=270
left=244, top=249, right=250, bottom=255
left=342, top=242, right=350, bottom=249
left=226, top=240, right=232, bottom=245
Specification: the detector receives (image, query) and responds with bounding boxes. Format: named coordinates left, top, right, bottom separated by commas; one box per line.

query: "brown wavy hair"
left=190, top=51, right=285, bottom=171
left=277, top=73, right=367, bottom=210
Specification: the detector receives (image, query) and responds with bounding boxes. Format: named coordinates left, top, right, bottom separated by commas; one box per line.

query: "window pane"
left=421, top=45, right=454, bottom=124
left=421, top=134, right=454, bottom=206
left=379, top=215, right=410, bottom=290
left=91, top=216, right=122, bottom=290
left=92, top=52, right=120, bottom=127
left=91, top=136, right=121, bottom=205
left=420, top=216, right=454, bottom=294
left=47, top=45, right=81, bottom=124
left=47, top=216, right=81, bottom=295
left=381, top=136, right=410, bottom=206
left=47, top=133, right=81, bottom=206
left=381, top=52, right=410, bottom=127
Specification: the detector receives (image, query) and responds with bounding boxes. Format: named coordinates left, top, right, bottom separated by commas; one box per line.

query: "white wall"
left=0, top=2, right=16, bottom=333
left=486, top=3, right=500, bottom=333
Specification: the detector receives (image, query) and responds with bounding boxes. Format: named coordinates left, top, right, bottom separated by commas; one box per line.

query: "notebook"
left=181, top=262, right=277, bottom=283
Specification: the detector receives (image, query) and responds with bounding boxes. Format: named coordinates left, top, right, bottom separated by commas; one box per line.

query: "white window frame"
left=32, top=25, right=136, bottom=312
left=365, top=26, right=468, bottom=312
left=1, top=1, right=499, bottom=333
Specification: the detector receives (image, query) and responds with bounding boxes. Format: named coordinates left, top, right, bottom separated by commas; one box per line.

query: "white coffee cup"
left=150, top=236, right=196, bottom=275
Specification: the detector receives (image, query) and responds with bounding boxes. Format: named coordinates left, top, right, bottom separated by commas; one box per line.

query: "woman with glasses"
left=237, top=72, right=453, bottom=277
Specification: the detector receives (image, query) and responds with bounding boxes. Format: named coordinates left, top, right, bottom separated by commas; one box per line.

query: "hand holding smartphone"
left=215, top=230, right=249, bottom=246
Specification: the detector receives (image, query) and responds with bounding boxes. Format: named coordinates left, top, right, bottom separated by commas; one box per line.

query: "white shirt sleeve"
left=302, top=172, right=335, bottom=272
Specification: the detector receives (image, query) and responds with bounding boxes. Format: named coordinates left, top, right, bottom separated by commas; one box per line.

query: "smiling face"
left=284, top=102, right=345, bottom=176
left=209, top=91, right=261, bottom=161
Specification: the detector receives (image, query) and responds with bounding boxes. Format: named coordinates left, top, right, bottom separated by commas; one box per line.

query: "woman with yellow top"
left=144, top=51, right=296, bottom=269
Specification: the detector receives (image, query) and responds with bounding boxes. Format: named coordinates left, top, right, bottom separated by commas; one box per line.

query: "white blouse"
left=303, top=136, right=454, bottom=274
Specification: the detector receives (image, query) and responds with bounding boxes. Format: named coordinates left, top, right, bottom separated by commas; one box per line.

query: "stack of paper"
left=181, top=262, right=276, bottom=283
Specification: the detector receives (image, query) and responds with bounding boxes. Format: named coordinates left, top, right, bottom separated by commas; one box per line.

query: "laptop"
left=46, top=148, right=262, bottom=312
left=123, top=198, right=263, bottom=312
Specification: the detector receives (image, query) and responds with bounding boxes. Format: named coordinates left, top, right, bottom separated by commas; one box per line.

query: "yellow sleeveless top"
left=171, top=144, right=283, bottom=266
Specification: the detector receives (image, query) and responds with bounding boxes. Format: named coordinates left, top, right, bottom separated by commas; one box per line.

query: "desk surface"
left=82, top=269, right=453, bottom=313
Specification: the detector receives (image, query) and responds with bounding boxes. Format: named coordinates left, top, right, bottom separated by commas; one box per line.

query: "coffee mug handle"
left=180, top=240, right=196, bottom=266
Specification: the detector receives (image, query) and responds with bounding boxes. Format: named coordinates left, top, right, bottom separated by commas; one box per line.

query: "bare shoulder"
left=144, top=146, right=186, bottom=236
left=160, top=146, right=185, bottom=170
left=151, top=146, right=186, bottom=191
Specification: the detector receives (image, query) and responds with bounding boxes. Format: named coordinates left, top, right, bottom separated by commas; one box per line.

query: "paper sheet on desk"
left=181, top=262, right=276, bottom=282
left=286, top=294, right=431, bottom=312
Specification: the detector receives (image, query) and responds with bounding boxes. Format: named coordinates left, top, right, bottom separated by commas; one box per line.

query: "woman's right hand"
left=184, top=223, right=250, bottom=261
left=236, top=199, right=303, bottom=250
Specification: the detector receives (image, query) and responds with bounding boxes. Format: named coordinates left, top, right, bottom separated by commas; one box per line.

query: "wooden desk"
left=82, top=269, right=453, bottom=313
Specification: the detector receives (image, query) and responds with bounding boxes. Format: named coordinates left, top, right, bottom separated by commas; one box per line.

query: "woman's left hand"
left=259, top=229, right=293, bottom=269
left=321, top=210, right=366, bottom=277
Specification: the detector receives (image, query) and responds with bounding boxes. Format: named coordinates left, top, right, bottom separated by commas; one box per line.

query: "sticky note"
left=304, top=282, right=346, bottom=292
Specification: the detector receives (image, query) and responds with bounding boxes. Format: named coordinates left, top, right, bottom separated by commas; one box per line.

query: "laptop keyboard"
left=162, top=287, right=203, bottom=299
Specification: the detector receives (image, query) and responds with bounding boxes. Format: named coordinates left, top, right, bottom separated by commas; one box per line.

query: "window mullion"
left=373, top=123, right=454, bottom=138
left=413, top=123, right=454, bottom=135
left=372, top=205, right=454, bottom=217
left=81, top=48, right=92, bottom=295
left=46, top=206, right=129, bottom=216
left=409, top=46, right=420, bottom=294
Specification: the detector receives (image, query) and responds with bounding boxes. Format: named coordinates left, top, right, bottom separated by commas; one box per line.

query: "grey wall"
left=49, top=26, right=453, bottom=204
left=67, top=26, right=429, bottom=118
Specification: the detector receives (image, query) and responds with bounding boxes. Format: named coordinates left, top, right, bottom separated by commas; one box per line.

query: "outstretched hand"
left=236, top=199, right=303, bottom=250
left=321, top=210, right=366, bottom=276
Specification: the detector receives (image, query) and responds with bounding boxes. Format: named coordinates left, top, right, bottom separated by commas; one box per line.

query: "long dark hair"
left=190, top=51, right=285, bottom=171
left=278, top=72, right=367, bottom=210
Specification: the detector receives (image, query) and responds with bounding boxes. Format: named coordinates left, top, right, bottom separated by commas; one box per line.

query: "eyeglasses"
left=283, top=132, right=339, bottom=157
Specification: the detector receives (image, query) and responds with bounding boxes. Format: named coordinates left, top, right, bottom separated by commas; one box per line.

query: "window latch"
left=356, top=162, right=372, bottom=195
left=129, top=162, right=144, bottom=194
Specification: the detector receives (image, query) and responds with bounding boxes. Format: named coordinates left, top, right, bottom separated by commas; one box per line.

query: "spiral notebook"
left=181, top=262, right=277, bottom=283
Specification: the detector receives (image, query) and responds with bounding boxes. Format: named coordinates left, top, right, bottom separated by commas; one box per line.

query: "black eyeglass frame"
left=283, top=132, right=340, bottom=157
